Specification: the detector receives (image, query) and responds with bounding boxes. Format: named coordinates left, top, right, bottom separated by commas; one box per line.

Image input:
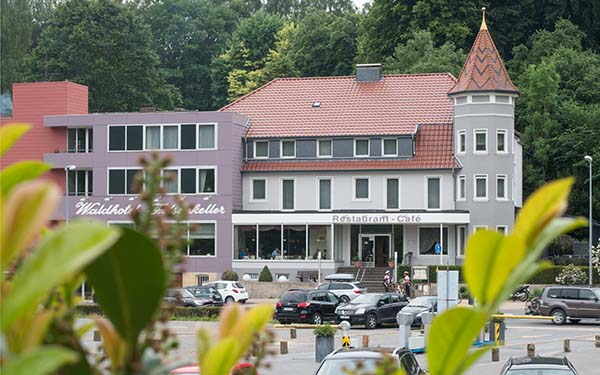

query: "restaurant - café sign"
left=74, top=201, right=226, bottom=216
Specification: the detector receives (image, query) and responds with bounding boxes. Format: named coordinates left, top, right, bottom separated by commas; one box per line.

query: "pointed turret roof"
left=449, top=7, right=518, bottom=95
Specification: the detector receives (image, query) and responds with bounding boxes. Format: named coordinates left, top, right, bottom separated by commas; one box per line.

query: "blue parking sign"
left=435, top=243, right=442, bottom=254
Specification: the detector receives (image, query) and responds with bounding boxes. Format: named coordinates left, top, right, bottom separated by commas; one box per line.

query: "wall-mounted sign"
left=412, top=266, right=428, bottom=281
left=333, top=214, right=422, bottom=224
left=74, top=201, right=226, bottom=216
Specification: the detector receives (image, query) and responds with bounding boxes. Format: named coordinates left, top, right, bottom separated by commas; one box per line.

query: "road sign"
left=341, top=335, right=351, bottom=347
left=434, top=243, right=442, bottom=254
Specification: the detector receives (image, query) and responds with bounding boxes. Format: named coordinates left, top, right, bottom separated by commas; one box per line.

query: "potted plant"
left=314, top=324, right=336, bottom=362
left=353, top=256, right=361, bottom=268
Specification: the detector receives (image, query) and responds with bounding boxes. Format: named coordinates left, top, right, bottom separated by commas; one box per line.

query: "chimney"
left=355, top=63, right=382, bottom=82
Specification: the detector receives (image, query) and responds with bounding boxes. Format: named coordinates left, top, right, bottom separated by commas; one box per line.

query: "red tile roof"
left=243, top=124, right=458, bottom=171
left=220, top=74, right=456, bottom=138
left=449, top=15, right=518, bottom=95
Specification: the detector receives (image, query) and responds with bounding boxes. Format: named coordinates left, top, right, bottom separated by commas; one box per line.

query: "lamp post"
left=584, top=155, right=593, bottom=286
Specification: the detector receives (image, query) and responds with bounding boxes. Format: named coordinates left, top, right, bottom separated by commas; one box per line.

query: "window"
left=198, top=168, right=215, bottom=193
left=386, top=178, right=399, bottom=209
left=186, top=223, right=215, bottom=256
left=474, top=129, right=487, bottom=153
left=281, top=140, right=295, bottom=158
left=561, top=289, right=578, bottom=300
left=496, top=226, right=508, bottom=234
left=67, top=128, right=92, bottom=153
left=457, top=226, right=466, bottom=256
left=252, top=179, right=266, bottom=200
left=198, top=124, right=215, bottom=149
left=318, top=140, right=332, bottom=157
left=146, top=126, right=161, bottom=149
left=163, top=170, right=178, bottom=193
left=456, top=96, right=467, bottom=105
left=354, top=178, right=369, bottom=200
left=108, top=169, right=141, bottom=195
left=457, top=175, right=466, bottom=201
left=547, top=289, right=560, bottom=298
left=579, top=290, right=597, bottom=300
left=181, top=168, right=196, bottom=194
left=354, top=139, right=369, bottom=157
left=496, top=175, right=507, bottom=200
left=67, top=170, right=92, bottom=196
left=472, top=95, right=490, bottom=103
left=258, top=225, right=281, bottom=259
left=283, top=225, right=306, bottom=259
left=254, top=141, right=269, bottom=158
left=109, top=126, right=125, bottom=151
left=125, top=126, right=143, bottom=151
left=282, top=179, right=295, bottom=210
left=418, top=227, right=448, bottom=255
left=163, top=126, right=178, bottom=149
left=180, top=124, right=196, bottom=150
left=319, top=179, right=332, bottom=210
left=234, top=225, right=257, bottom=259
left=383, top=139, right=397, bottom=156
left=496, top=129, right=507, bottom=153
left=309, top=225, right=331, bottom=260
left=474, top=225, right=488, bottom=231
left=495, top=95, right=510, bottom=103
left=457, top=130, right=466, bottom=154
left=426, top=177, right=441, bottom=209
left=474, top=175, right=488, bottom=200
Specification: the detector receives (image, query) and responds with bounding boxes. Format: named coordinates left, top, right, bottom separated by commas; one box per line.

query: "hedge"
left=76, top=304, right=222, bottom=319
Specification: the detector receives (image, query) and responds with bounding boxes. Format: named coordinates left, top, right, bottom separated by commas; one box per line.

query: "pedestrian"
left=383, top=270, right=392, bottom=292
left=403, top=271, right=411, bottom=298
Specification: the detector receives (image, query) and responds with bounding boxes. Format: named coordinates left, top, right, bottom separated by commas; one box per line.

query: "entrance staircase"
left=336, top=266, right=394, bottom=293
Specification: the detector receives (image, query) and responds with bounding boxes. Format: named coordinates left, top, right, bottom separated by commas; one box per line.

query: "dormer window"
left=354, top=139, right=369, bottom=157
left=254, top=141, right=269, bottom=158
left=383, top=139, right=398, bottom=156
left=281, top=140, right=295, bottom=158
left=318, top=139, right=332, bottom=157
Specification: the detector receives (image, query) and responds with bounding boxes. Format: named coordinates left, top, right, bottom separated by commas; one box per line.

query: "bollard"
left=290, top=328, right=297, bottom=339
left=396, top=312, right=414, bottom=349
left=527, top=343, right=535, bottom=358
left=280, top=341, right=288, bottom=355
left=491, top=347, right=500, bottom=362
left=93, top=330, right=101, bottom=342
left=596, top=335, right=600, bottom=348
left=564, top=339, right=571, bottom=353
left=421, top=312, right=434, bottom=347
left=362, top=335, right=369, bottom=348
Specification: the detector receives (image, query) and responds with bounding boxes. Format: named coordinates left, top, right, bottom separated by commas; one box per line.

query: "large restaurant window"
left=67, top=170, right=93, bottom=196
left=426, top=177, right=441, bottom=209
left=258, top=225, right=281, bottom=260
left=386, top=178, right=399, bottom=209
left=188, top=223, right=215, bottom=256
left=108, top=169, right=141, bottom=195
left=318, top=178, right=331, bottom=210
left=419, top=227, right=448, bottom=255
left=309, top=225, right=331, bottom=260
left=235, top=226, right=257, bottom=259
left=282, top=179, right=295, bottom=210
left=67, top=128, right=93, bottom=153
left=283, top=225, right=306, bottom=259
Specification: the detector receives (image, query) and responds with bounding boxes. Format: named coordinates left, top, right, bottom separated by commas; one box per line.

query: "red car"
left=171, top=363, right=257, bottom=375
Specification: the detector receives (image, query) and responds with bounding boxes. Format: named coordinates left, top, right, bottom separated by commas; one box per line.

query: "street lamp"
left=64, top=165, right=76, bottom=224
left=584, top=155, right=593, bottom=286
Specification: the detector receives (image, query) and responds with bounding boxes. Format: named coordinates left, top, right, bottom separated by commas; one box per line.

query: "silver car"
left=317, top=281, right=368, bottom=303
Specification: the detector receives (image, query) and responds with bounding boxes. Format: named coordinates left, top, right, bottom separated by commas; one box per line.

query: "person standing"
left=383, top=270, right=392, bottom=292
left=403, top=271, right=412, bottom=298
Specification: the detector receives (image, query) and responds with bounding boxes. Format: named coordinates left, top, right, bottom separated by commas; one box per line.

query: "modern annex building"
left=0, top=15, right=521, bottom=284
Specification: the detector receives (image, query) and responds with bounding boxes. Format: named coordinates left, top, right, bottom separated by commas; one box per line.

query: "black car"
left=315, top=347, right=425, bottom=375
left=164, top=288, right=212, bottom=307
left=399, top=296, right=437, bottom=327
left=335, top=293, right=409, bottom=329
left=185, top=286, right=224, bottom=306
left=500, top=356, right=578, bottom=375
left=275, top=289, right=340, bottom=324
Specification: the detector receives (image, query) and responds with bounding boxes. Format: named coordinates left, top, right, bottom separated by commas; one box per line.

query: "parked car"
left=202, top=281, right=249, bottom=304
left=171, top=363, right=258, bottom=374
left=499, top=356, right=578, bottom=375
left=185, top=285, right=224, bottom=306
left=317, top=280, right=368, bottom=303
left=275, top=289, right=340, bottom=324
left=399, top=296, right=437, bottom=327
left=164, top=288, right=211, bottom=307
left=335, top=293, right=409, bottom=329
left=315, top=347, right=425, bottom=375
left=538, top=286, right=600, bottom=325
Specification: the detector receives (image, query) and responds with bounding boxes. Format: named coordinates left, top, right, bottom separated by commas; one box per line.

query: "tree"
left=384, top=30, right=466, bottom=77
left=28, top=0, right=181, bottom=112
left=258, top=265, right=273, bottom=282
left=141, top=0, right=238, bottom=110
left=264, top=0, right=355, bottom=18
left=1, top=0, right=32, bottom=94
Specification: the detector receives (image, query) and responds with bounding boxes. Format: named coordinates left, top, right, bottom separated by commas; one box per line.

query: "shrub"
left=555, top=264, right=588, bottom=285
left=221, top=269, right=239, bottom=281
left=258, top=265, right=273, bottom=282
left=76, top=304, right=222, bottom=320
left=313, top=324, right=336, bottom=337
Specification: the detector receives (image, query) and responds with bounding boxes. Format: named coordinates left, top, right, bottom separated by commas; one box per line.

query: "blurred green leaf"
left=2, top=346, right=78, bottom=375
left=1, top=221, right=119, bottom=330
left=85, top=228, right=166, bottom=350
left=0, top=124, right=30, bottom=157
left=0, top=161, right=51, bottom=197
left=201, top=338, right=239, bottom=375
left=427, top=308, right=487, bottom=375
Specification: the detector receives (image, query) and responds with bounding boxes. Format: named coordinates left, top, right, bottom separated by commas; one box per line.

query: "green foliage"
left=384, top=30, right=466, bottom=77
left=528, top=265, right=599, bottom=284
left=313, top=324, right=336, bottom=337
left=76, top=304, right=223, bottom=320
left=222, top=269, right=239, bottom=281
left=0, top=161, right=51, bottom=197
left=28, top=0, right=181, bottom=112
left=0, top=0, right=32, bottom=93
left=555, top=264, right=588, bottom=285
left=0, top=124, right=30, bottom=156
left=2, top=346, right=78, bottom=375
left=258, top=265, right=273, bottom=282
left=427, top=178, right=586, bottom=375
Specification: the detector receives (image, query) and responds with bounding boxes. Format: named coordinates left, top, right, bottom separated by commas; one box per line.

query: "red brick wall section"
left=0, top=81, right=89, bottom=191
